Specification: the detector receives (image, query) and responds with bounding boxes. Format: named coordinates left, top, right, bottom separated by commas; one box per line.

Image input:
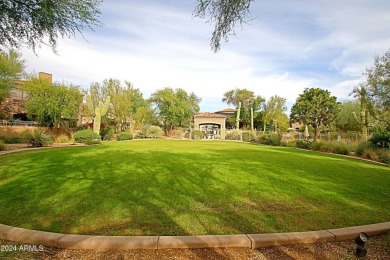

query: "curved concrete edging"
left=0, top=222, right=389, bottom=250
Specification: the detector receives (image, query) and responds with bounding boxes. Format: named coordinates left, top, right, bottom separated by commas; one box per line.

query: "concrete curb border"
left=1, top=222, right=389, bottom=250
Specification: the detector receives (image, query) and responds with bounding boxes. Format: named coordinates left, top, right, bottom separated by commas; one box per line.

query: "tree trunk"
left=314, top=126, right=319, bottom=142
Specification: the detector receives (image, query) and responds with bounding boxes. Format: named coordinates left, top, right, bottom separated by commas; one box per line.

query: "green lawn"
left=0, top=140, right=389, bottom=236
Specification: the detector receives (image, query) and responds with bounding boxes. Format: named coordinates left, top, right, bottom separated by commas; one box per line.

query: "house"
left=215, top=108, right=236, bottom=118
left=0, top=72, right=52, bottom=124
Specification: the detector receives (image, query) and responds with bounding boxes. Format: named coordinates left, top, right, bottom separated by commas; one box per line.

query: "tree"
left=193, top=0, right=253, bottom=52
left=362, top=49, right=390, bottom=129
left=0, top=49, right=25, bottom=103
left=222, top=88, right=254, bottom=107
left=222, top=88, right=264, bottom=128
left=21, top=76, right=83, bottom=127
left=335, top=101, right=361, bottom=133
left=0, top=0, right=102, bottom=52
left=290, top=88, right=339, bottom=141
left=150, top=87, right=201, bottom=135
left=89, top=79, right=146, bottom=131
left=261, top=95, right=287, bottom=132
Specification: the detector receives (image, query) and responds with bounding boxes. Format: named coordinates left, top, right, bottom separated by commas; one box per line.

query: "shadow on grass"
left=0, top=140, right=389, bottom=236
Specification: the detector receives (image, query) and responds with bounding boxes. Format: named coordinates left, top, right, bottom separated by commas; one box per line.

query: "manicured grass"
left=0, top=140, right=389, bottom=236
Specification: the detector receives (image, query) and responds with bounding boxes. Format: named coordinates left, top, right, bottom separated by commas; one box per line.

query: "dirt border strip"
left=0, top=222, right=389, bottom=250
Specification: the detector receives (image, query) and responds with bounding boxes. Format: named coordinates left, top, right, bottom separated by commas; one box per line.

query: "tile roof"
left=193, top=112, right=226, bottom=118
left=215, top=108, right=236, bottom=113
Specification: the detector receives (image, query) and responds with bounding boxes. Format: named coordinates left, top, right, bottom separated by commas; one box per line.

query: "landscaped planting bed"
left=0, top=140, right=389, bottom=236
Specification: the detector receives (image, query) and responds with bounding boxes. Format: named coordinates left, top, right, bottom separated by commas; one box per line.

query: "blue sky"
left=20, top=0, right=390, bottom=112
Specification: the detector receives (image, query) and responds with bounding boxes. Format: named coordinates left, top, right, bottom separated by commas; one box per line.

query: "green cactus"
left=236, top=101, right=241, bottom=129
left=86, top=94, right=111, bottom=135
left=250, top=107, right=254, bottom=131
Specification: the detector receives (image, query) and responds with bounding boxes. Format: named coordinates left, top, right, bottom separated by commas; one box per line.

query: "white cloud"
left=18, top=0, right=390, bottom=112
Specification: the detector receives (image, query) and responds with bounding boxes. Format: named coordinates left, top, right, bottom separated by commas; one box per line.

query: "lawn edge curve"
left=0, top=222, right=389, bottom=250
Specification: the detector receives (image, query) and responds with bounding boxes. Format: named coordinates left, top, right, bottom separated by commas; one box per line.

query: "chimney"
left=38, top=72, right=52, bottom=83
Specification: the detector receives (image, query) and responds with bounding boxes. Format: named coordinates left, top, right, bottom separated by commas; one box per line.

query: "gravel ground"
left=1, top=234, right=389, bottom=260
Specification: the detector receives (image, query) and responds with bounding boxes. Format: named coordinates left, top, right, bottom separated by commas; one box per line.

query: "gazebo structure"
left=191, top=112, right=227, bottom=140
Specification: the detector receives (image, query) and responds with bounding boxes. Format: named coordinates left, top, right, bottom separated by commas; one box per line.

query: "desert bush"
left=362, top=148, right=379, bottom=161
left=171, top=129, right=184, bottom=139
left=116, top=131, right=133, bottom=141
left=356, top=141, right=373, bottom=156
left=295, top=140, right=312, bottom=150
left=100, top=126, right=115, bottom=141
left=312, top=141, right=332, bottom=152
left=375, top=149, right=390, bottom=164
left=370, top=130, right=390, bottom=149
left=312, top=140, right=351, bottom=155
left=225, top=130, right=241, bottom=140
left=256, top=133, right=268, bottom=144
left=268, top=133, right=282, bottom=146
left=242, top=131, right=255, bottom=142
left=135, top=131, right=148, bottom=139
left=191, top=130, right=204, bottom=140
left=0, top=141, right=7, bottom=151
left=281, top=139, right=296, bottom=147
left=0, top=135, right=23, bottom=144
left=73, top=129, right=101, bottom=145
left=257, top=133, right=282, bottom=146
left=332, top=142, right=351, bottom=155
left=146, top=126, right=163, bottom=138
left=374, top=149, right=390, bottom=164
left=55, top=134, right=71, bottom=143
left=22, top=129, right=53, bottom=147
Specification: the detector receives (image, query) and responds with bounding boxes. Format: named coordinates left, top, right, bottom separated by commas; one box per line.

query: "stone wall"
left=0, top=97, right=26, bottom=118
left=0, top=126, right=75, bottom=137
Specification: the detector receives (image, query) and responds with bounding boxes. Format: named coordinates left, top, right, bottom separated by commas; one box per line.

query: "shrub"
left=332, top=142, right=350, bottom=155
left=73, top=129, right=101, bottom=145
left=295, top=140, right=312, bottom=150
left=0, top=141, right=7, bottom=151
left=312, top=141, right=332, bottom=153
left=311, top=140, right=351, bottom=155
left=370, top=130, right=390, bottom=149
left=267, top=133, right=282, bottom=146
left=171, top=129, right=184, bottom=139
left=191, top=130, right=204, bottom=140
left=0, top=135, right=22, bottom=144
left=362, top=148, right=379, bottom=162
left=135, top=131, right=148, bottom=139
left=226, top=130, right=241, bottom=140
left=356, top=141, right=373, bottom=156
left=116, top=132, right=133, bottom=141
left=256, top=133, right=268, bottom=144
left=22, top=129, right=53, bottom=147
left=242, top=131, right=255, bottom=142
left=146, top=126, right=163, bottom=138
left=55, top=134, right=71, bottom=143
left=256, top=133, right=282, bottom=146
left=376, top=149, right=390, bottom=164
left=100, top=127, right=115, bottom=141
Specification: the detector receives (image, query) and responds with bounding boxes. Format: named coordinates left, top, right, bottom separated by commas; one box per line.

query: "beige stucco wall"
left=193, top=117, right=226, bottom=139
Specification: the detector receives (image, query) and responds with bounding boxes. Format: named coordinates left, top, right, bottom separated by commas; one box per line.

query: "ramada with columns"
left=191, top=112, right=227, bottom=140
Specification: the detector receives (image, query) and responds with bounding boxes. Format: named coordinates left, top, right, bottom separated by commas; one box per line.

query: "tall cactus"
left=86, top=94, right=111, bottom=135
left=235, top=101, right=241, bottom=129
left=351, top=85, right=370, bottom=141
left=250, top=107, right=254, bottom=131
